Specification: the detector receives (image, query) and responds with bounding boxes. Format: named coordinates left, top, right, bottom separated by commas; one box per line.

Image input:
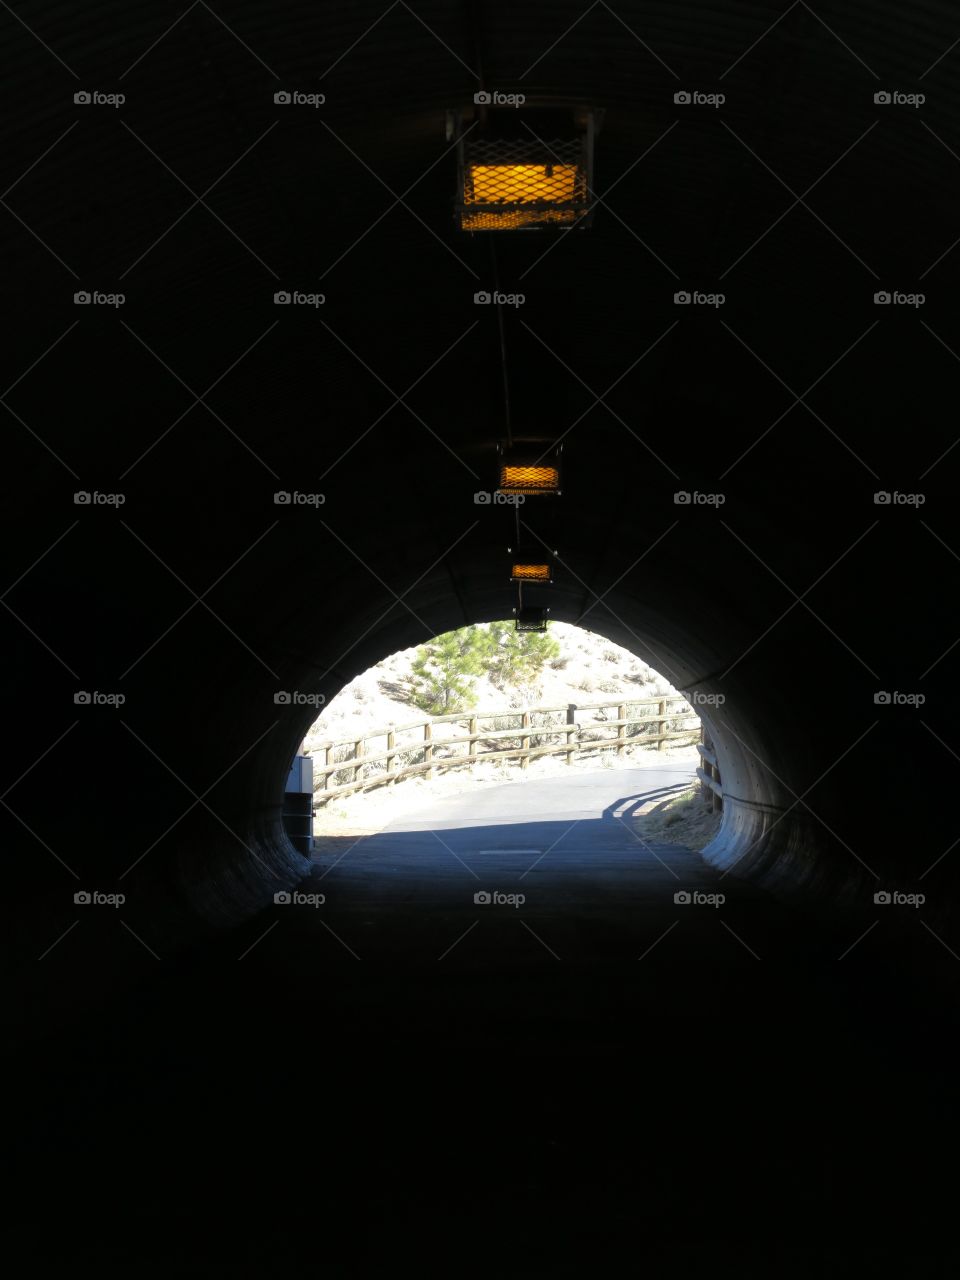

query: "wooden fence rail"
left=310, top=696, right=703, bottom=807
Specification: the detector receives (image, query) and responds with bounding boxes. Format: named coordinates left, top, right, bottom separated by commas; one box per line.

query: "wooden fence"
left=696, top=732, right=723, bottom=813
left=310, top=695, right=703, bottom=807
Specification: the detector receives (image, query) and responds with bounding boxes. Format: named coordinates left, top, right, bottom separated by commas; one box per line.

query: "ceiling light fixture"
left=451, top=104, right=599, bottom=233
left=515, top=606, right=550, bottom=632
left=508, top=547, right=557, bottom=583
left=496, top=443, right=562, bottom=497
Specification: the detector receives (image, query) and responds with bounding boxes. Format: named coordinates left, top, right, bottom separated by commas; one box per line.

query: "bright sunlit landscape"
left=304, top=620, right=717, bottom=848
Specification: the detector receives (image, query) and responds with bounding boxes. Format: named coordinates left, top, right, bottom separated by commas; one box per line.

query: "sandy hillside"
left=303, top=621, right=685, bottom=755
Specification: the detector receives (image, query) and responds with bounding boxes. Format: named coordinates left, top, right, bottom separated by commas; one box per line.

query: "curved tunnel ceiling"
left=4, top=2, right=960, bottom=951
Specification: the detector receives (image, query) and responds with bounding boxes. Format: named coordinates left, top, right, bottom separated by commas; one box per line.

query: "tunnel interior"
left=5, top=1, right=960, bottom=1272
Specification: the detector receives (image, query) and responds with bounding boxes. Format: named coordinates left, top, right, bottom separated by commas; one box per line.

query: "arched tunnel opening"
left=5, top=1, right=960, bottom=1272
left=298, top=617, right=718, bottom=864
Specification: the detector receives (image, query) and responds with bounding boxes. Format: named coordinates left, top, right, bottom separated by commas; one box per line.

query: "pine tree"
left=407, top=622, right=560, bottom=714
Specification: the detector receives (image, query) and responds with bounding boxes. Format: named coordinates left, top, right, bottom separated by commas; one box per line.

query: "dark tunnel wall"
left=4, top=1, right=960, bottom=980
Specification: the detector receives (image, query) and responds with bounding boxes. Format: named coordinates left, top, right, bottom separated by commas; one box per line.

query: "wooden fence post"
left=468, top=716, right=477, bottom=759
left=617, top=703, right=626, bottom=757
left=521, top=710, right=531, bottom=769
left=697, top=727, right=723, bottom=812
left=710, top=731, right=722, bottom=812
left=423, top=721, right=433, bottom=778
left=353, top=738, right=364, bottom=784
left=566, top=704, right=577, bottom=765
left=658, top=700, right=667, bottom=751
left=324, top=744, right=331, bottom=790
left=701, top=726, right=711, bottom=805
left=386, top=729, right=396, bottom=784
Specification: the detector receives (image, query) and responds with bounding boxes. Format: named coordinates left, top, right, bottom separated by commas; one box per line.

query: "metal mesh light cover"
left=511, top=562, right=552, bottom=582
left=497, top=456, right=561, bottom=496
left=516, top=607, right=549, bottom=632
left=458, top=130, right=593, bottom=232
left=508, top=546, right=556, bottom=582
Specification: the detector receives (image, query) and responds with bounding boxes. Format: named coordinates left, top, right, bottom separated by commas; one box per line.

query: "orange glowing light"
left=511, top=563, right=552, bottom=582
left=461, top=162, right=584, bottom=231
left=498, top=463, right=561, bottom=495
